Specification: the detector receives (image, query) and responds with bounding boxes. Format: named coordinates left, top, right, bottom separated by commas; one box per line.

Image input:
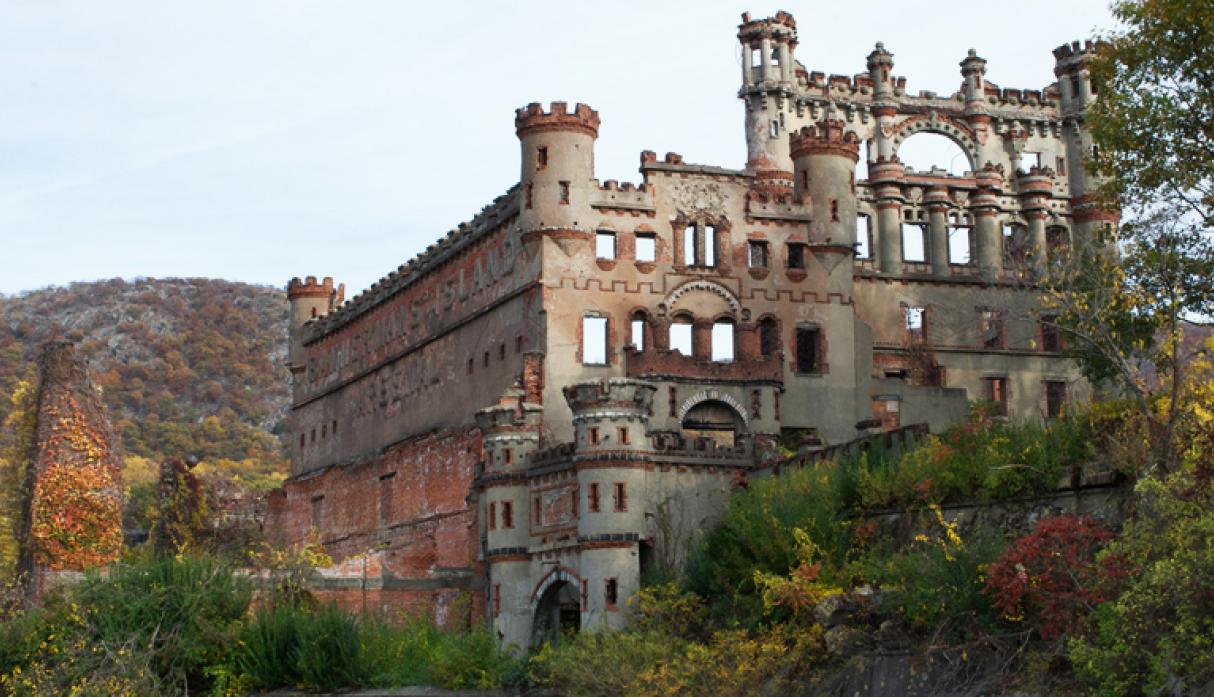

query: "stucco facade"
left=265, top=12, right=1108, bottom=649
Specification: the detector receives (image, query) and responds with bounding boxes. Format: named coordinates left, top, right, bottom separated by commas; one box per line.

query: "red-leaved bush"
left=984, top=515, right=1128, bottom=640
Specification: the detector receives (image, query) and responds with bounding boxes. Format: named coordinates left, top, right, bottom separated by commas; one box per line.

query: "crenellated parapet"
left=1052, top=39, right=1097, bottom=76
left=789, top=120, right=860, bottom=161
left=563, top=378, right=655, bottom=423
left=287, top=275, right=344, bottom=306
left=476, top=385, right=543, bottom=473
left=515, top=101, right=600, bottom=139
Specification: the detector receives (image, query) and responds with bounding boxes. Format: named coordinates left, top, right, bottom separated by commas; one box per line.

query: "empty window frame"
left=582, top=316, right=608, bottom=365
left=669, top=320, right=693, bottom=356
left=559, top=181, right=570, bottom=204
left=856, top=215, right=872, bottom=258
left=635, top=232, right=656, bottom=262
left=704, top=225, right=716, bottom=267
left=488, top=502, right=496, bottom=530
left=787, top=243, right=806, bottom=269
left=1046, top=226, right=1069, bottom=255
left=596, top=231, right=616, bottom=259
left=711, top=321, right=735, bottom=363
left=748, top=240, right=769, bottom=268
left=759, top=318, right=779, bottom=356
left=795, top=327, right=820, bottom=373
left=630, top=317, right=646, bottom=352
left=613, top=482, right=627, bottom=511
left=769, top=119, right=779, bottom=138
left=537, top=146, right=548, bottom=170
left=605, top=578, right=619, bottom=608
left=588, top=483, right=601, bottom=512
left=683, top=225, right=697, bottom=265
left=1045, top=380, right=1068, bottom=419
left=1020, top=151, right=1041, bottom=171
left=980, top=310, right=1005, bottom=349
left=983, top=376, right=1008, bottom=416
left=949, top=225, right=972, bottom=264
left=501, top=501, right=514, bottom=528
left=906, top=307, right=926, bottom=341
left=751, top=48, right=762, bottom=68
left=1040, top=316, right=1062, bottom=352
left=902, top=222, right=927, bottom=262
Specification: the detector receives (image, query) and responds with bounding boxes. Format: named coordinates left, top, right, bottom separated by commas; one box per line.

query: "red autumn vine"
left=29, top=396, right=123, bottom=570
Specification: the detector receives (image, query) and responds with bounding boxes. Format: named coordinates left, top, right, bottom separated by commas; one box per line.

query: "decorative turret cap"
left=515, top=101, right=600, bottom=138
left=790, top=120, right=860, bottom=161
left=959, top=48, right=987, bottom=76
left=866, top=42, right=894, bottom=71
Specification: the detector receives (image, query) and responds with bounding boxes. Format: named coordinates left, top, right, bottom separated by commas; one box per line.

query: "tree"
left=1088, top=0, right=1214, bottom=225
left=1044, top=0, right=1214, bottom=473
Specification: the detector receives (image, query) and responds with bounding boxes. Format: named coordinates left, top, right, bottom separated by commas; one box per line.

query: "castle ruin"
left=265, top=12, right=1110, bottom=648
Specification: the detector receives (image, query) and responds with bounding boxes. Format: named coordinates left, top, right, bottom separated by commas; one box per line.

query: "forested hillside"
left=0, top=277, right=290, bottom=486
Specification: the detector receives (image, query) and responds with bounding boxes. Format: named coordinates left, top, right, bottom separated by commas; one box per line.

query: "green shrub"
left=527, top=629, right=688, bottom=697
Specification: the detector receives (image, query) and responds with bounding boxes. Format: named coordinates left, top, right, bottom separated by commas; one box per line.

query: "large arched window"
left=897, top=133, right=971, bottom=175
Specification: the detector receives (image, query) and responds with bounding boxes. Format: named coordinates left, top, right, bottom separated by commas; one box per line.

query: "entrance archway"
left=532, top=573, right=581, bottom=645
left=681, top=399, right=746, bottom=448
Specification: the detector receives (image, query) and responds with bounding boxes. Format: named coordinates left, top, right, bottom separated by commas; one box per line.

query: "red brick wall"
left=265, top=428, right=484, bottom=623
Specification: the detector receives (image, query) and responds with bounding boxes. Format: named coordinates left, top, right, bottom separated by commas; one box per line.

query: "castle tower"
left=563, top=378, right=655, bottom=631
left=286, top=276, right=342, bottom=376
left=1053, top=40, right=1117, bottom=245
left=515, top=101, right=599, bottom=233
left=791, top=120, right=861, bottom=292
left=959, top=49, right=1000, bottom=168
left=738, top=12, right=798, bottom=173
left=476, top=385, right=543, bottom=650
left=867, top=42, right=897, bottom=162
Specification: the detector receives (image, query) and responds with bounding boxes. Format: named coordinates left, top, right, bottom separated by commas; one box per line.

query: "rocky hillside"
left=0, top=278, right=290, bottom=476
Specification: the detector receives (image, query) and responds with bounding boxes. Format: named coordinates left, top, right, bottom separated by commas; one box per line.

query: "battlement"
left=1053, top=39, right=1097, bottom=74
left=737, top=10, right=797, bottom=42
left=515, top=101, right=600, bottom=139
left=287, top=276, right=344, bottom=305
left=563, top=378, right=656, bottom=419
left=789, top=120, right=860, bottom=161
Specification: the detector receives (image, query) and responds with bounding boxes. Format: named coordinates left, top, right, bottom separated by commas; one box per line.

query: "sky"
left=0, top=1, right=1115, bottom=297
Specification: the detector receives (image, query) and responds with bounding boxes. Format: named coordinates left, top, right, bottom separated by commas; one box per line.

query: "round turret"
left=515, top=101, right=599, bottom=232
left=476, top=385, right=543, bottom=556
left=738, top=12, right=799, bottom=173
left=791, top=120, right=860, bottom=248
left=866, top=42, right=896, bottom=101
left=286, top=276, right=342, bottom=373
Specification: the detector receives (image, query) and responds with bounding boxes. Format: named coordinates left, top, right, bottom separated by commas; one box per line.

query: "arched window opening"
left=897, top=133, right=971, bottom=176
left=759, top=318, right=779, bottom=356
left=711, top=321, right=735, bottom=363
left=630, top=313, right=647, bottom=352
left=669, top=318, right=693, bottom=356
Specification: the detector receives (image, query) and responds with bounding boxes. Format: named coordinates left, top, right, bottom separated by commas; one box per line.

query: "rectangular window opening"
left=582, top=316, right=608, bottom=365
left=613, top=482, right=627, bottom=511
left=787, top=243, right=805, bottom=269
left=502, top=501, right=514, bottom=529
left=902, top=223, right=927, bottom=262
left=537, top=146, right=548, bottom=170
left=617, top=427, right=630, bottom=445
left=906, top=307, right=925, bottom=341
left=683, top=225, right=697, bottom=266
left=669, top=322, right=693, bottom=356
left=596, top=231, right=616, bottom=259
left=984, top=377, right=1008, bottom=416
left=635, top=233, right=656, bottom=262
left=949, top=226, right=972, bottom=264
left=605, top=578, right=619, bottom=608
left=1040, top=316, right=1062, bottom=352
left=588, top=426, right=599, bottom=445
left=796, top=327, right=820, bottom=373
left=748, top=240, right=769, bottom=268
left=704, top=225, right=716, bottom=267
left=559, top=181, right=570, bottom=204
left=1045, top=380, right=1068, bottom=419
left=856, top=216, right=871, bottom=259
left=711, top=322, right=735, bottom=363
left=488, top=502, right=496, bottom=530
left=588, top=483, right=601, bottom=512
left=981, top=310, right=1005, bottom=349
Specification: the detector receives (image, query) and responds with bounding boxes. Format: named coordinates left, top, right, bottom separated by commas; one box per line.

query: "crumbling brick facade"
left=266, top=12, right=1108, bottom=648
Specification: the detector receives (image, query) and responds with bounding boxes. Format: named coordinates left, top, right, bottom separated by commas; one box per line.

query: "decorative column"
left=972, top=164, right=1005, bottom=281
left=869, top=156, right=906, bottom=275
left=926, top=187, right=951, bottom=276
left=1017, top=166, right=1055, bottom=275
left=692, top=319, right=713, bottom=361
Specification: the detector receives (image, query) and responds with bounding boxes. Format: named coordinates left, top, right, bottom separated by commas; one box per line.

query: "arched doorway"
left=681, top=399, right=746, bottom=448
left=532, top=576, right=581, bottom=645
